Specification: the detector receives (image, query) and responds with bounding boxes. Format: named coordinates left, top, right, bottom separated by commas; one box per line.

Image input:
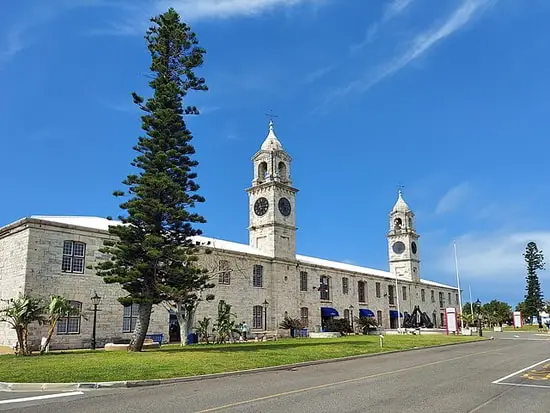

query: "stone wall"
left=22, top=220, right=169, bottom=350
left=0, top=222, right=30, bottom=347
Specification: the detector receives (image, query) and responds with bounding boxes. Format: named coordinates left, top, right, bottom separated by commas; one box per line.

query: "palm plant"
left=0, top=294, right=45, bottom=355
left=40, top=296, right=83, bottom=354
left=213, top=300, right=238, bottom=344
left=279, top=316, right=303, bottom=337
left=354, top=316, right=378, bottom=335
left=195, top=317, right=212, bottom=344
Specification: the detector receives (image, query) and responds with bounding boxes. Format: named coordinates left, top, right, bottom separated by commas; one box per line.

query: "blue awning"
left=390, top=310, right=403, bottom=318
left=321, top=307, right=339, bottom=317
left=359, top=309, right=375, bottom=318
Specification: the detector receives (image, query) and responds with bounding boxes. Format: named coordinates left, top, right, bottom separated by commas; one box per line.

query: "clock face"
left=411, top=241, right=417, bottom=254
left=278, top=197, right=292, bottom=216
left=254, top=197, right=269, bottom=216
left=392, top=241, right=406, bottom=254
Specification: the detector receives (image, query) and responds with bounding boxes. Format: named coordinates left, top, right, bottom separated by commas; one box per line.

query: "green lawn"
left=503, top=325, right=548, bottom=332
left=0, top=335, right=484, bottom=383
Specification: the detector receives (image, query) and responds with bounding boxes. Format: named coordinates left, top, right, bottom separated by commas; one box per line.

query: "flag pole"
left=469, top=284, right=474, bottom=318
left=454, top=241, right=464, bottom=332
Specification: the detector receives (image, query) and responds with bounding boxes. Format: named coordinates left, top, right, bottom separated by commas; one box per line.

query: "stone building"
left=0, top=121, right=459, bottom=350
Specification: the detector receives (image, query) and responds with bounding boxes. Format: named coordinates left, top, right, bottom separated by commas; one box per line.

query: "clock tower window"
left=258, top=162, right=268, bottom=182
left=278, top=162, right=287, bottom=181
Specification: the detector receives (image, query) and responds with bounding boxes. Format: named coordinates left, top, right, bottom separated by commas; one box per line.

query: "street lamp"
left=263, top=299, right=269, bottom=331
left=475, top=299, right=482, bottom=337
left=91, top=291, right=101, bottom=350
left=349, top=305, right=354, bottom=332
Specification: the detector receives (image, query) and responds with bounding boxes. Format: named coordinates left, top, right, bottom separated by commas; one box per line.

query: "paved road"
left=3, top=332, right=550, bottom=412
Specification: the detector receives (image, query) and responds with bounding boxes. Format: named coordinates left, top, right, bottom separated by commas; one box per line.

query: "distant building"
left=0, top=121, right=459, bottom=350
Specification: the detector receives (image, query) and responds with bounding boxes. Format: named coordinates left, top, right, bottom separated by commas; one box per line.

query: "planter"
left=493, top=326, right=503, bottom=332
left=461, top=328, right=472, bottom=336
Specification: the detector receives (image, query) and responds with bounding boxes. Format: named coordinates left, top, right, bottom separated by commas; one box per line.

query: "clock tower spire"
left=247, top=120, right=298, bottom=260
left=387, top=190, right=420, bottom=282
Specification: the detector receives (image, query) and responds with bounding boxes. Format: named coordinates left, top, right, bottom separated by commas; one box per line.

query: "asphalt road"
left=3, top=332, right=550, bottom=412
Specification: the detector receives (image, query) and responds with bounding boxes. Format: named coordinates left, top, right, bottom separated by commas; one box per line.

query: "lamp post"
left=475, top=299, right=482, bottom=337
left=91, top=291, right=101, bottom=350
left=349, top=305, right=354, bottom=332
left=263, top=299, right=269, bottom=331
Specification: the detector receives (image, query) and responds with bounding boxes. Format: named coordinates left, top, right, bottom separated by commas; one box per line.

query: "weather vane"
left=397, top=184, right=405, bottom=196
left=265, top=109, right=278, bottom=122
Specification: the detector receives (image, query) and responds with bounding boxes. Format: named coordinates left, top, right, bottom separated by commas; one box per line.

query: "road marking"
left=0, top=391, right=84, bottom=405
left=498, top=338, right=550, bottom=341
left=466, top=386, right=517, bottom=413
left=492, top=357, right=550, bottom=384
left=193, top=347, right=504, bottom=413
left=495, top=382, right=550, bottom=389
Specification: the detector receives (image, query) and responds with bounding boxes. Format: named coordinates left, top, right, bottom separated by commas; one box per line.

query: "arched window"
left=278, top=162, right=287, bottom=180
left=300, top=307, right=309, bottom=327
left=358, top=281, right=366, bottom=303
left=253, top=265, right=263, bottom=287
left=344, top=309, right=350, bottom=321
left=253, top=305, right=263, bottom=329
left=320, top=275, right=330, bottom=300
left=258, top=162, right=268, bottom=181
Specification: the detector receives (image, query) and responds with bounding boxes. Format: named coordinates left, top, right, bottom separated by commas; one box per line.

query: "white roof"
left=31, top=216, right=122, bottom=231
left=26, top=216, right=456, bottom=289
left=392, top=190, right=410, bottom=213
left=260, top=120, right=283, bottom=151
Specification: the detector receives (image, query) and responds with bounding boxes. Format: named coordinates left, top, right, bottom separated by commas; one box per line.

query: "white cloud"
left=91, top=0, right=325, bottom=35
left=350, top=0, right=415, bottom=53
left=328, top=0, right=496, bottom=100
left=304, top=65, right=334, bottom=84
left=435, top=182, right=472, bottom=214
left=435, top=231, right=550, bottom=285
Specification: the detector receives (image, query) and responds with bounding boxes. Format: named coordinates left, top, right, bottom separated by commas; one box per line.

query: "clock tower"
left=247, top=120, right=298, bottom=260
left=387, top=190, right=420, bottom=282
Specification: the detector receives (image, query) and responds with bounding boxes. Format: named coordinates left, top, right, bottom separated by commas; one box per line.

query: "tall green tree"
left=481, top=300, right=512, bottom=327
left=523, top=241, right=545, bottom=321
left=96, top=8, right=208, bottom=352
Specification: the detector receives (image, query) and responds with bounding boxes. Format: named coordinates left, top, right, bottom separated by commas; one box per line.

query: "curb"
left=0, top=338, right=488, bottom=392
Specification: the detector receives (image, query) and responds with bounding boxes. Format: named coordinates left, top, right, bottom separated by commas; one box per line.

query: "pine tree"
left=97, top=8, right=208, bottom=352
left=523, top=241, right=545, bottom=322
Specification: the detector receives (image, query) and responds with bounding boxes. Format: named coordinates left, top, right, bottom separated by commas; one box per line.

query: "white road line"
left=492, top=357, right=550, bottom=384
left=495, top=382, right=550, bottom=389
left=0, top=391, right=84, bottom=405
left=498, top=338, right=550, bottom=341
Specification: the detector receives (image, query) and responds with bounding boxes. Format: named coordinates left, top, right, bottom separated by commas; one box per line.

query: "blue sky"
left=1, top=0, right=550, bottom=307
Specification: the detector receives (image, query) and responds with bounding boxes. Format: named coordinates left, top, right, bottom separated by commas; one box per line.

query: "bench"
left=253, top=331, right=279, bottom=341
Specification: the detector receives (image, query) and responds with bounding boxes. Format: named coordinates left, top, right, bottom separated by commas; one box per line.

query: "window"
left=320, top=276, right=330, bottom=300
left=218, top=260, right=231, bottom=285
left=440, top=313, right=445, bottom=326
left=300, top=307, right=309, bottom=327
left=342, top=277, right=349, bottom=295
left=377, top=310, right=383, bottom=326
left=448, top=292, right=452, bottom=305
left=455, top=293, right=459, bottom=305
left=388, top=285, right=395, bottom=305
left=402, top=286, right=407, bottom=301
left=431, top=290, right=435, bottom=303
left=376, top=282, right=381, bottom=298
left=358, top=281, right=366, bottom=303
left=300, top=271, right=308, bottom=292
left=123, top=303, right=139, bottom=333
left=439, top=292, right=444, bottom=308
left=421, top=289, right=425, bottom=302
left=433, top=312, right=437, bottom=328
left=56, top=301, right=82, bottom=335
left=253, top=265, right=263, bottom=287
left=62, top=241, right=86, bottom=273
left=253, top=305, right=263, bottom=329
left=344, top=309, right=350, bottom=321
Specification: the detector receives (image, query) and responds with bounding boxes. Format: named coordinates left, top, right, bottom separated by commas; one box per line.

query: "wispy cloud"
left=304, top=65, right=334, bottom=84
left=327, top=0, right=496, bottom=102
left=436, top=182, right=473, bottom=214
left=350, top=0, right=415, bottom=53
left=90, top=0, right=325, bottom=36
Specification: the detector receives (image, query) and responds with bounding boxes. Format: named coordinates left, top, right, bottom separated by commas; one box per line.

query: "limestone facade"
left=0, top=121, right=459, bottom=350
